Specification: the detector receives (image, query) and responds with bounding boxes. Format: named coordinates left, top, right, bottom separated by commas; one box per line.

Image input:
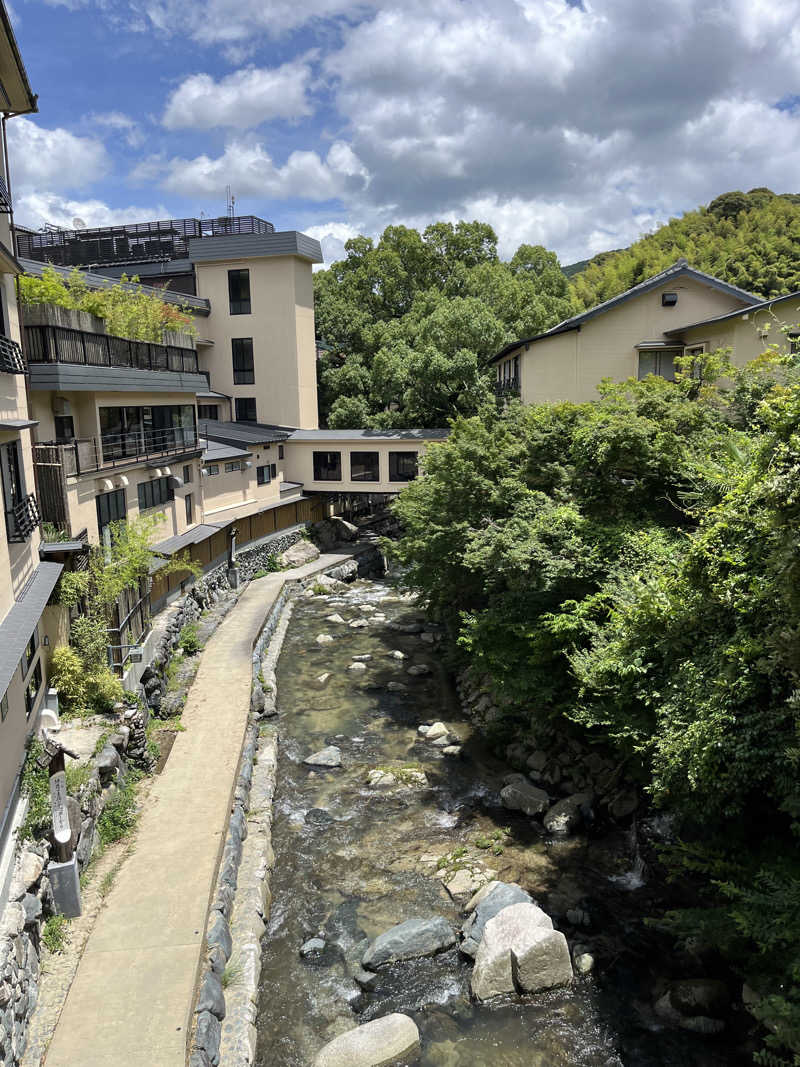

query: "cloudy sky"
left=9, top=0, right=800, bottom=265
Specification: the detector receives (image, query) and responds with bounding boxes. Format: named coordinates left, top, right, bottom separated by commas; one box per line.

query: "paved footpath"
left=44, top=550, right=360, bottom=1067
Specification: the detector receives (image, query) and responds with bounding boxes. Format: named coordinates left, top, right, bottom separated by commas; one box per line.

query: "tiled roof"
left=0, top=563, right=63, bottom=697
left=199, top=419, right=294, bottom=446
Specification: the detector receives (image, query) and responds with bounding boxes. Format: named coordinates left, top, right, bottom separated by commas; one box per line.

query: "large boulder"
left=460, top=881, right=534, bottom=958
left=303, top=746, right=342, bottom=768
left=313, top=1014, right=420, bottom=1066
left=471, top=902, right=571, bottom=1000
left=362, top=916, right=455, bottom=970
left=281, top=540, right=321, bottom=568
left=543, top=793, right=593, bottom=835
left=500, top=780, right=549, bottom=817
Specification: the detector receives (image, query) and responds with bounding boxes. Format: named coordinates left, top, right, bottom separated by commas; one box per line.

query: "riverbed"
left=254, top=577, right=745, bottom=1066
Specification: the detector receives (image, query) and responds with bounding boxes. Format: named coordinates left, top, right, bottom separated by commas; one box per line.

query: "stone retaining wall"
left=190, top=543, right=385, bottom=1067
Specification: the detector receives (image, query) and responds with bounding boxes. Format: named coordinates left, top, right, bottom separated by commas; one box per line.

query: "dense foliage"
left=391, top=350, right=800, bottom=1060
left=19, top=265, right=196, bottom=343
left=572, top=188, right=800, bottom=309
left=314, top=222, right=574, bottom=428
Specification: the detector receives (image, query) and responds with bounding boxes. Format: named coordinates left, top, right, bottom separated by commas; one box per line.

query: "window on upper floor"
left=235, top=397, right=257, bottom=423
left=206, top=464, right=220, bottom=476
left=198, top=404, right=219, bottom=421
left=662, top=292, right=678, bottom=307
left=183, top=464, right=192, bottom=483
left=257, top=463, right=277, bottom=485
left=24, top=659, right=42, bottom=719
left=278, top=444, right=284, bottom=460
left=350, top=451, right=380, bottom=481
left=225, top=461, right=242, bottom=473
left=96, top=487, right=126, bottom=536
left=232, top=338, right=255, bottom=384
left=228, top=269, right=251, bottom=315
left=20, top=627, right=39, bottom=679
left=313, top=451, right=342, bottom=481
left=137, top=476, right=173, bottom=512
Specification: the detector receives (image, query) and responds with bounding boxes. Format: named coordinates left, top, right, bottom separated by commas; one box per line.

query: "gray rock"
left=96, top=743, right=121, bottom=782
left=543, top=793, right=593, bottom=835
left=424, top=722, right=448, bottom=741
left=19, top=851, right=44, bottom=891
left=471, top=902, right=570, bottom=1000
left=315, top=633, right=334, bottom=645
left=574, top=952, right=595, bottom=974
left=362, top=917, right=456, bottom=970
left=250, top=685, right=266, bottom=714
left=348, top=661, right=367, bottom=672
left=303, top=746, right=342, bottom=768
left=669, top=979, right=729, bottom=1018
left=300, top=937, right=326, bottom=958
left=281, top=541, right=321, bottom=567
left=21, top=894, right=42, bottom=925
left=526, top=750, right=548, bottom=772
left=500, top=780, right=549, bottom=817
left=461, top=882, right=534, bottom=958
left=195, top=972, right=225, bottom=1020
left=313, top=1013, right=420, bottom=1067
left=194, top=1010, right=221, bottom=1066
left=189, top=1052, right=212, bottom=1067
left=353, top=966, right=380, bottom=991
left=609, top=791, right=638, bottom=819
left=206, top=915, right=232, bottom=961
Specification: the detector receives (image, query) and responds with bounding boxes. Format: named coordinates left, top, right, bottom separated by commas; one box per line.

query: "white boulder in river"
left=313, top=1013, right=420, bottom=1066
left=303, top=746, right=342, bottom=768
left=471, top=902, right=573, bottom=1000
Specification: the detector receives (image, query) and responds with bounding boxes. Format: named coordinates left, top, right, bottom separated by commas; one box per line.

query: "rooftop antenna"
left=226, top=185, right=235, bottom=219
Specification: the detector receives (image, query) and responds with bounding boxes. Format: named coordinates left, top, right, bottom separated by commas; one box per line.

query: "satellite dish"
left=72, top=217, right=87, bottom=229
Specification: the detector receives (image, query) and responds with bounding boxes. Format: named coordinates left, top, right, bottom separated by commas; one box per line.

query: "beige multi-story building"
left=491, top=259, right=800, bottom=404
left=0, top=6, right=59, bottom=859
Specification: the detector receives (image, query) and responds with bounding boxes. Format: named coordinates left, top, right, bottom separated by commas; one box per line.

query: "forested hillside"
left=571, top=188, right=800, bottom=308
left=390, top=351, right=800, bottom=1062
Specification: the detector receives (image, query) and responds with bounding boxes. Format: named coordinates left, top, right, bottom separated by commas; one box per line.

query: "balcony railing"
left=0, top=334, right=25, bottom=374
left=24, top=324, right=199, bottom=374
left=34, top=426, right=199, bottom=476
left=16, top=214, right=274, bottom=267
left=494, top=376, right=520, bottom=397
left=5, top=494, right=40, bottom=542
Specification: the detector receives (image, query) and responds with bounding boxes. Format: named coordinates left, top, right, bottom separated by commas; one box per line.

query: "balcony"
left=25, top=324, right=200, bottom=374
left=34, top=426, right=200, bottom=477
left=0, top=175, right=11, bottom=214
left=494, top=376, right=520, bottom=397
left=16, top=214, right=275, bottom=268
left=5, top=493, right=40, bottom=542
left=0, top=334, right=25, bottom=374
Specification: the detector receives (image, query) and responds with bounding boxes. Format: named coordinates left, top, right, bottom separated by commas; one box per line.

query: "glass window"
left=228, top=269, right=251, bottom=315
left=198, top=404, right=219, bottom=421
left=389, top=451, right=418, bottom=482
left=350, top=451, right=380, bottom=481
left=278, top=444, right=284, bottom=460
left=235, top=397, right=257, bottom=422
left=206, top=464, right=219, bottom=476
left=638, top=350, right=679, bottom=382
left=313, top=451, right=342, bottom=481
left=20, top=627, right=39, bottom=678
left=55, top=415, right=75, bottom=442
left=183, top=464, right=192, bottom=483
left=137, top=476, right=173, bottom=511
left=232, top=338, right=255, bottom=385
left=224, top=461, right=242, bottom=473
left=24, top=660, right=42, bottom=719
left=184, top=492, right=193, bottom=525
left=96, top=487, right=126, bottom=535
left=257, top=464, right=270, bottom=485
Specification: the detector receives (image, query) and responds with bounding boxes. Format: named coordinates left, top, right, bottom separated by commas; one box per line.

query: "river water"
left=254, top=578, right=745, bottom=1066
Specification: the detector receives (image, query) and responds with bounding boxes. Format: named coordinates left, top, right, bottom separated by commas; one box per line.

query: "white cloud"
left=90, top=111, right=144, bottom=148
left=14, top=192, right=172, bottom=231
left=7, top=118, right=109, bottom=194
left=162, top=59, right=315, bottom=130
left=145, top=139, right=370, bottom=202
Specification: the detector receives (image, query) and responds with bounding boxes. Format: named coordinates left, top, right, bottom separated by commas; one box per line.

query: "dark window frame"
left=232, top=337, right=255, bottom=385
left=24, top=659, right=42, bottom=719
left=257, top=463, right=278, bottom=485
left=638, top=349, right=681, bottom=382
left=228, top=269, right=251, bottom=315
left=198, top=404, right=219, bottom=421
left=96, top=487, right=126, bottom=536
left=224, top=461, right=242, bottom=473
left=137, top=476, right=174, bottom=512
left=235, top=397, right=257, bottom=423
left=313, top=450, right=342, bottom=481
left=183, top=464, right=192, bottom=483
left=389, top=451, right=419, bottom=482
left=350, top=451, right=380, bottom=482
left=206, top=464, right=220, bottom=476
left=184, top=492, right=193, bottom=526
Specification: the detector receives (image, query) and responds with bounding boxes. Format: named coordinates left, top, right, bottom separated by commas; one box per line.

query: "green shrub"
left=49, top=645, right=88, bottom=714
left=97, top=778, right=139, bottom=847
left=42, top=914, right=70, bottom=954
left=19, top=739, right=51, bottom=841
left=178, top=622, right=203, bottom=656
left=85, top=669, right=124, bottom=713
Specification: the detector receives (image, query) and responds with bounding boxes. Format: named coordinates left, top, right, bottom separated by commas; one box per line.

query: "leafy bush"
left=42, top=914, right=70, bottom=954
left=19, top=739, right=51, bottom=841
left=177, top=622, right=202, bottom=656
left=97, top=778, right=139, bottom=847
left=86, top=669, right=124, bottom=713
left=49, top=645, right=88, bottom=714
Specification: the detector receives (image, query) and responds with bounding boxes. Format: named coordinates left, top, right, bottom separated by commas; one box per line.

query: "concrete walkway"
left=44, top=549, right=360, bottom=1067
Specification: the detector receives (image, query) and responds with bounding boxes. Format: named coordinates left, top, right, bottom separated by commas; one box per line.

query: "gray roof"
left=201, top=438, right=251, bottom=462
left=19, top=257, right=211, bottom=315
left=200, top=419, right=294, bottom=446
left=490, top=260, right=763, bottom=364
left=287, top=428, right=450, bottom=442
left=151, top=523, right=221, bottom=556
left=280, top=481, right=303, bottom=492
left=28, top=363, right=210, bottom=396
left=664, top=289, right=800, bottom=336
left=188, top=230, right=322, bottom=265
left=0, top=562, right=63, bottom=698
left=0, top=418, right=37, bottom=430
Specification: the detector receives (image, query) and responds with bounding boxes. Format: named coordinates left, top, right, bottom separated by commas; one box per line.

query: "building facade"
left=491, top=260, right=799, bottom=405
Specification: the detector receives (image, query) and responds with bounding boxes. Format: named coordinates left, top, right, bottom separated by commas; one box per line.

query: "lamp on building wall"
left=169, top=475, right=184, bottom=489
left=100, top=478, right=114, bottom=492
left=115, top=475, right=129, bottom=488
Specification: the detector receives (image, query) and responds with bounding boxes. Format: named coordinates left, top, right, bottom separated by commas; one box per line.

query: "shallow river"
left=254, top=578, right=745, bottom=1066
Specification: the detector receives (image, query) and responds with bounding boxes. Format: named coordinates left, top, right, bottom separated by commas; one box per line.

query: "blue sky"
left=9, top=0, right=800, bottom=265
